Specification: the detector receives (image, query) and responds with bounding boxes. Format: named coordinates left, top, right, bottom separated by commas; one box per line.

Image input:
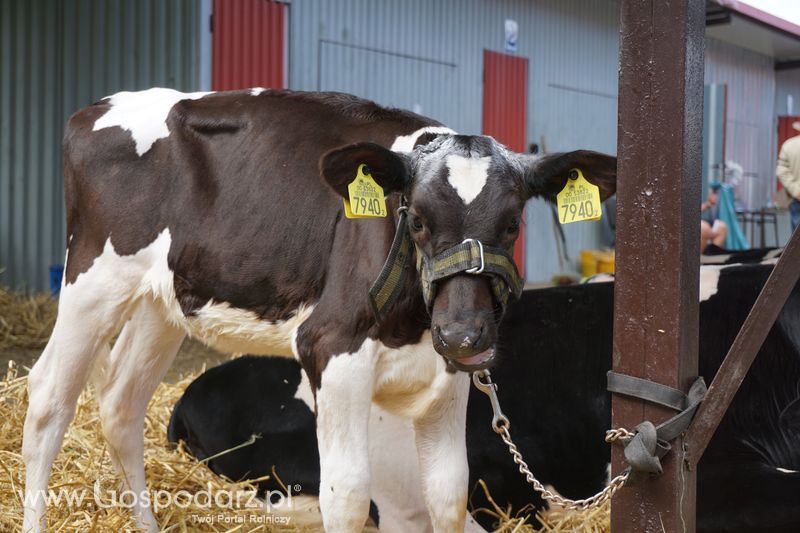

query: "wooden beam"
left=612, top=1, right=705, bottom=531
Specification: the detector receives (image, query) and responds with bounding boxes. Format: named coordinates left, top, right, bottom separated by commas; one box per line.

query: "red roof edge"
left=714, top=0, right=800, bottom=41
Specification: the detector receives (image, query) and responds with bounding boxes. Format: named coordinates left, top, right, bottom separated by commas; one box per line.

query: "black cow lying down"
left=701, top=244, right=783, bottom=265
left=169, top=262, right=800, bottom=532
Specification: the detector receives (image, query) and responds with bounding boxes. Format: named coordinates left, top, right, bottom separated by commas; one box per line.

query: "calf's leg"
left=313, top=339, right=377, bottom=533
left=22, top=269, right=134, bottom=532
left=414, top=371, right=470, bottom=533
left=91, top=297, right=185, bottom=532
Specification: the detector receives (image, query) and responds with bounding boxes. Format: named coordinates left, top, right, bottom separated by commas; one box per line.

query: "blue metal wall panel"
left=287, top=2, right=785, bottom=279
left=4, top=0, right=784, bottom=288
left=319, top=40, right=461, bottom=126
left=703, top=84, right=727, bottom=195
left=0, top=0, right=200, bottom=291
left=1, top=0, right=65, bottom=293
left=776, top=68, right=800, bottom=117
left=705, top=37, right=776, bottom=209
left=288, top=0, right=620, bottom=281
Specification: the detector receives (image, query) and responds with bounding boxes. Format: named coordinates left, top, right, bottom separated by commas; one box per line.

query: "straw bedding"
left=0, top=284, right=57, bottom=351
left=470, top=479, right=609, bottom=532
left=0, top=361, right=328, bottom=532
left=0, top=285, right=608, bottom=532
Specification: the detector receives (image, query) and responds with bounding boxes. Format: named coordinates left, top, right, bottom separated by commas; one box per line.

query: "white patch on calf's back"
left=700, top=254, right=730, bottom=265
left=699, top=266, right=723, bottom=302
left=765, top=248, right=783, bottom=260
left=390, top=126, right=456, bottom=152
left=445, top=154, right=491, bottom=204
left=93, top=88, right=212, bottom=156
left=250, top=87, right=267, bottom=96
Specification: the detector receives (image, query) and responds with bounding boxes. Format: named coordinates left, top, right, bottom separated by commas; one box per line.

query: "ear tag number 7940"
left=344, top=164, right=388, bottom=219
left=556, top=168, right=603, bottom=224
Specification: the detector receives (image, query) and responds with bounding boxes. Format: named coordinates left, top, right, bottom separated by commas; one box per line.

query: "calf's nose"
left=434, top=322, right=487, bottom=357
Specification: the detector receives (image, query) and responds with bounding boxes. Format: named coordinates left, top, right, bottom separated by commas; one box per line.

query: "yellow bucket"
left=580, top=250, right=598, bottom=277
left=580, top=249, right=615, bottom=277
left=597, top=251, right=615, bottom=274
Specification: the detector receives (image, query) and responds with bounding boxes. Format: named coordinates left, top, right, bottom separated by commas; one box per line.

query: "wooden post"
left=612, top=1, right=704, bottom=531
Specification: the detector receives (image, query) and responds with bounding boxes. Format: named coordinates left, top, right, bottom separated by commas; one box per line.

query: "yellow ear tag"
left=343, top=164, right=388, bottom=219
left=556, top=168, right=603, bottom=224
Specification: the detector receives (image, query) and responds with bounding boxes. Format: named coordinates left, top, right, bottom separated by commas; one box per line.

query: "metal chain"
left=605, top=427, right=635, bottom=442
left=473, top=370, right=630, bottom=512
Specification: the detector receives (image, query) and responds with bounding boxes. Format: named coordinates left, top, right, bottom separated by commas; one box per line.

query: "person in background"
left=700, top=185, right=728, bottom=253
left=776, top=121, right=800, bottom=232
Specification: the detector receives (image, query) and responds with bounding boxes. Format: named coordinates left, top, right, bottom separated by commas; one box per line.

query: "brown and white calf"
left=22, top=88, right=615, bottom=532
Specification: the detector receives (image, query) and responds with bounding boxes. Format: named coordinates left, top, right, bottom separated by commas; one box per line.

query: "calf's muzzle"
left=430, top=275, right=498, bottom=369
left=368, top=207, right=523, bottom=370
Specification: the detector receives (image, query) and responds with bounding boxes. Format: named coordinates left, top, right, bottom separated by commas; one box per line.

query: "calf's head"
left=321, top=134, right=615, bottom=370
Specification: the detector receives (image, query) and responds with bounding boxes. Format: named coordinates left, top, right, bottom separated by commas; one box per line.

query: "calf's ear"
left=320, top=142, right=411, bottom=198
left=518, top=150, right=617, bottom=202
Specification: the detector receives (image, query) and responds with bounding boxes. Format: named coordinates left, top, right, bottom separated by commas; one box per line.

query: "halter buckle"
left=462, top=239, right=485, bottom=274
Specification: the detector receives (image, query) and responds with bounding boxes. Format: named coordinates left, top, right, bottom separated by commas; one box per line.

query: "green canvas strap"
left=418, top=239, right=523, bottom=310
left=369, top=202, right=524, bottom=323
left=607, top=371, right=707, bottom=484
left=369, top=209, right=415, bottom=322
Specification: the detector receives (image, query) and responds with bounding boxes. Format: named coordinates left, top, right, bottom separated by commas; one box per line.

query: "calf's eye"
left=409, top=216, right=424, bottom=232
left=507, top=218, right=520, bottom=234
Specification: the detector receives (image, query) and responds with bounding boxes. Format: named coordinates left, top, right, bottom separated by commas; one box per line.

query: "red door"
left=213, top=0, right=287, bottom=91
left=483, top=50, right=529, bottom=274
left=778, top=116, right=800, bottom=192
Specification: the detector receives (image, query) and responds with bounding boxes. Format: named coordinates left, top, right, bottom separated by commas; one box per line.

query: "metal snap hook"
left=472, top=370, right=510, bottom=433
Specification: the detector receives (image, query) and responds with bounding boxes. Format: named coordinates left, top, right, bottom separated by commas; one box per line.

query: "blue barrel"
left=49, top=264, right=64, bottom=296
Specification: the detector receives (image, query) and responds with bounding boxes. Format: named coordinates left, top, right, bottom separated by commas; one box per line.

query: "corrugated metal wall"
left=705, top=37, right=776, bottom=209
left=776, top=68, right=800, bottom=117
left=702, top=84, right=727, bottom=195
left=0, top=0, right=200, bottom=291
left=288, top=0, right=620, bottom=281
left=0, top=0, right=62, bottom=293
left=286, top=1, right=787, bottom=278
left=3, top=0, right=789, bottom=287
